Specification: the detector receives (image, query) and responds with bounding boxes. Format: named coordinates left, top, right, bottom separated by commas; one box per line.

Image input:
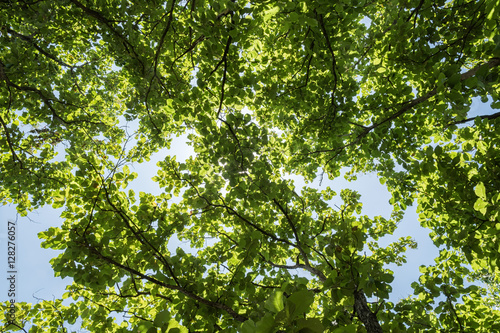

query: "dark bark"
left=353, top=289, right=383, bottom=333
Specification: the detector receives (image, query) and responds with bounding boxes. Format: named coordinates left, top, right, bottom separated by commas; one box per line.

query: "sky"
left=0, top=96, right=494, bottom=325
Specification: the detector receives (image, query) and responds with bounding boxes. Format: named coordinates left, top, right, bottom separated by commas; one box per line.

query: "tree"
left=1, top=0, right=500, bottom=331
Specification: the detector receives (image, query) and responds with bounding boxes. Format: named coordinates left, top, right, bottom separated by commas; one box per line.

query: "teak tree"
left=1, top=0, right=500, bottom=332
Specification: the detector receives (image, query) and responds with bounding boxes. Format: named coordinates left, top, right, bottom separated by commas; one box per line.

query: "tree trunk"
left=353, top=289, right=383, bottom=333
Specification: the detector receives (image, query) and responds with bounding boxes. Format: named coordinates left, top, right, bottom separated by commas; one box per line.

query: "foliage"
left=1, top=0, right=500, bottom=332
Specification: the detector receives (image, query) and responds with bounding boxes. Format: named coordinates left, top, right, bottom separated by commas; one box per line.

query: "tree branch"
left=69, top=0, right=145, bottom=73
left=74, top=228, right=247, bottom=322
left=265, top=259, right=327, bottom=282
left=0, top=115, right=23, bottom=167
left=6, top=28, right=75, bottom=69
left=449, top=110, right=500, bottom=126
left=317, top=13, right=338, bottom=111
left=353, top=289, right=383, bottom=333
left=366, top=57, right=500, bottom=132
left=444, top=289, right=465, bottom=333
left=307, top=57, right=500, bottom=162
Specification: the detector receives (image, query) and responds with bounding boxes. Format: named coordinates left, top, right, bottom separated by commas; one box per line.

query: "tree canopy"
left=1, top=0, right=500, bottom=332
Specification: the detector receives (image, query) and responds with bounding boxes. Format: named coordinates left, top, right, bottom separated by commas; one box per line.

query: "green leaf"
left=333, top=324, right=357, bottom=333
left=153, top=310, right=171, bottom=327
left=240, top=320, right=256, bottom=333
left=474, top=198, right=488, bottom=215
left=475, top=182, right=487, bottom=199
left=265, top=291, right=285, bottom=313
left=381, top=273, right=394, bottom=283
left=255, top=313, right=276, bottom=333
left=165, top=320, right=188, bottom=333
left=263, top=6, right=280, bottom=21
left=296, top=318, right=325, bottom=333
left=285, top=290, right=314, bottom=319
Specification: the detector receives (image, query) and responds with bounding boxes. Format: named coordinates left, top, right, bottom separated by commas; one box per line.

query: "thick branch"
left=353, top=289, right=383, bottom=333
left=311, top=57, right=500, bottom=161
left=366, top=57, right=500, bottom=132
left=449, top=110, right=500, bottom=126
